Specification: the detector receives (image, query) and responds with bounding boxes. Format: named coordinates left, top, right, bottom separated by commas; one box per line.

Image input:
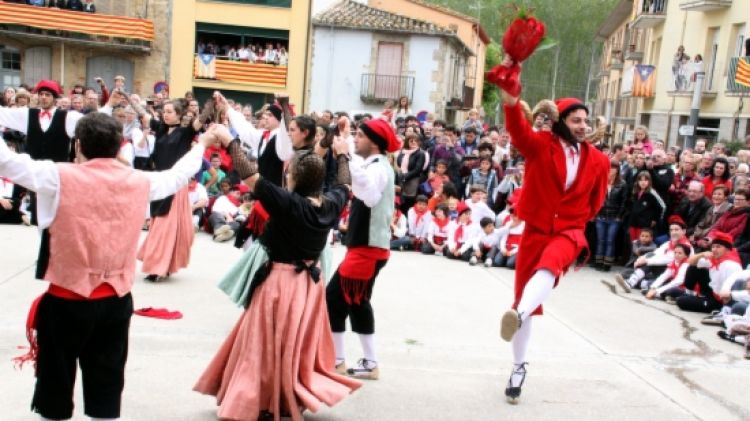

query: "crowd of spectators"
left=2, top=79, right=749, bottom=359
left=3, top=0, right=96, bottom=13
left=196, top=39, right=289, bottom=66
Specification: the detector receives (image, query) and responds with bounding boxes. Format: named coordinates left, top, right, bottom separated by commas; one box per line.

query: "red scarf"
left=414, top=207, right=428, bottom=227
left=188, top=180, right=197, bottom=193
left=667, top=237, right=691, bottom=252
left=507, top=233, right=522, bottom=248
left=454, top=224, right=466, bottom=244
left=226, top=193, right=241, bottom=207
left=709, top=249, right=742, bottom=270
left=338, top=247, right=390, bottom=304
left=667, top=259, right=686, bottom=274
left=434, top=216, right=449, bottom=230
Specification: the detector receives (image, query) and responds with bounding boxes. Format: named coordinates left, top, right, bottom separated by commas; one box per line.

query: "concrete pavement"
left=1, top=224, right=748, bottom=421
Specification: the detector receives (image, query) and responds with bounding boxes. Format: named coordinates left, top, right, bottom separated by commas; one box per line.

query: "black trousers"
left=327, top=260, right=387, bottom=334
left=676, top=266, right=722, bottom=313
left=32, top=293, right=133, bottom=420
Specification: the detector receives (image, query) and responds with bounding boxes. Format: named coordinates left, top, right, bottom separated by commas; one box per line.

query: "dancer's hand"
left=0, top=198, right=12, bottom=210
left=332, top=135, right=350, bottom=157
left=199, top=130, right=216, bottom=148
left=211, top=124, right=235, bottom=147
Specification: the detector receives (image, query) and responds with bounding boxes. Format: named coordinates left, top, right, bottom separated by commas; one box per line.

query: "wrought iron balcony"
left=632, top=0, right=668, bottom=29
left=679, top=0, right=732, bottom=11
left=360, top=73, right=415, bottom=104
left=0, top=2, right=153, bottom=53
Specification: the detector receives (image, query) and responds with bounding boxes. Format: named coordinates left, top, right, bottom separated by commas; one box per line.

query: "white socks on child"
left=627, top=268, right=645, bottom=287
left=516, top=269, right=555, bottom=322
left=359, top=333, right=378, bottom=365
left=333, top=332, right=346, bottom=365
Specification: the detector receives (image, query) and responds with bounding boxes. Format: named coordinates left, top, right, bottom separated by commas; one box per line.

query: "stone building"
left=308, top=0, right=488, bottom=123
left=0, top=0, right=169, bottom=97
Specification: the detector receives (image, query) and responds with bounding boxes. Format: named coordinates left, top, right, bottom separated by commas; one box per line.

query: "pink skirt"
left=194, top=263, right=361, bottom=421
left=137, top=186, right=194, bottom=276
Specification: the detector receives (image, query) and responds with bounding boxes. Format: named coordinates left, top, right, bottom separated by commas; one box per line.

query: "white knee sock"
left=628, top=268, right=645, bottom=286
left=516, top=269, right=555, bottom=321
left=511, top=317, right=533, bottom=365
left=333, top=332, right=345, bottom=364
left=358, top=333, right=378, bottom=364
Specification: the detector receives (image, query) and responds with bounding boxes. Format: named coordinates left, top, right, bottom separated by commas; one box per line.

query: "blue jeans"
left=595, top=218, right=621, bottom=259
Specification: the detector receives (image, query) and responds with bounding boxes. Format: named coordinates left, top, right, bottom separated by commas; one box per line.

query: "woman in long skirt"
left=137, top=100, right=202, bottom=281
left=195, top=126, right=360, bottom=420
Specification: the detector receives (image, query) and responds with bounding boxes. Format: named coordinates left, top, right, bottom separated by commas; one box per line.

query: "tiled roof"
left=403, top=0, right=478, bottom=23
left=313, top=0, right=456, bottom=37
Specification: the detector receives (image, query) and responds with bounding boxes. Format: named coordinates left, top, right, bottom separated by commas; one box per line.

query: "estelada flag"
left=633, top=65, right=656, bottom=97
left=195, top=54, right=216, bottom=79
left=736, top=57, right=750, bottom=88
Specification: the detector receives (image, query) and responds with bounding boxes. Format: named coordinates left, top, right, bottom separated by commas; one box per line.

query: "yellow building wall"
left=368, top=0, right=487, bottom=109
left=169, top=0, right=310, bottom=107
left=642, top=1, right=750, bottom=119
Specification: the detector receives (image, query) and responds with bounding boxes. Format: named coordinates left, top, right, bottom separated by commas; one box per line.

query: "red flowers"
left=485, top=8, right=550, bottom=98
left=503, top=15, right=546, bottom=63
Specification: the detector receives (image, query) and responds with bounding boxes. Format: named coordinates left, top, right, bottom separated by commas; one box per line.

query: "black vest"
left=258, top=135, right=284, bottom=187
left=26, top=108, right=71, bottom=162
left=150, top=126, right=193, bottom=216
left=344, top=197, right=372, bottom=248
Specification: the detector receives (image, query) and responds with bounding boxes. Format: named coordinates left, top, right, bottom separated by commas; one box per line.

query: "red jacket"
left=503, top=102, right=609, bottom=236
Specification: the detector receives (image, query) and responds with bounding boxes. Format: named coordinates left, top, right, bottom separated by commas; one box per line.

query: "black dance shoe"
left=505, top=362, right=528, bottom=404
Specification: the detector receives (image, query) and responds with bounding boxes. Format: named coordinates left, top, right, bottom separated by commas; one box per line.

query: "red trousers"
left=513, top=228, right=585, bottom=316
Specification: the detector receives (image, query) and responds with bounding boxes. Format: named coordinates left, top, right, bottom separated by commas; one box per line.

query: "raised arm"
left=146, top=133, right=210, bottom=201
left=0, top=107, right=30, bottom=134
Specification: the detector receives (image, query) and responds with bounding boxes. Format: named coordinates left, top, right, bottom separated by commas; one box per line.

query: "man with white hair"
left=672, top=180, right=711, bottom=237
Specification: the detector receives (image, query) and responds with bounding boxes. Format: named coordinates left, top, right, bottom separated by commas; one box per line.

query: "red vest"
left=46, top=159, right=150, bottom=297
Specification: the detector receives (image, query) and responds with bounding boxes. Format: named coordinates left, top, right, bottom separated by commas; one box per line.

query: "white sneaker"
left=346, top=358, right=379, bottom=380
left=484, top=258, right=492, bottom=267
left=213, top=225, right=234, bottom=242
left=469, top=256, right=478, bottom=266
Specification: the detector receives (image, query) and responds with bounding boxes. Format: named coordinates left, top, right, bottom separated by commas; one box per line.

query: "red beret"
left=456, top=201, right=471, bottom=215
left=668, top=215, right=687, bottom=229
left=710, top=231, right=733, bottom=249
left=33, top=80, right=62, bottom=98
left=554, top=97, right=587, bottom=119
left=361, top=119, right=401, bottom=153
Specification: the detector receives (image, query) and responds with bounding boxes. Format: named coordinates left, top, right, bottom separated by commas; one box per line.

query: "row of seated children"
left=611, top=216, right=750, bottom=359
left=387, top=192, right=525, bottom=269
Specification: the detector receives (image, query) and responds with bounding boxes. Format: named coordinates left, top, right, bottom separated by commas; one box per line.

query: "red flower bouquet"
left=486, top=6, right=554, bottom=97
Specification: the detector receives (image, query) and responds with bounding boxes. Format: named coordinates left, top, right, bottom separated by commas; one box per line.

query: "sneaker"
left=346, top=358, right=379, bottom=380
left=21, top=214, right=31, bottom=226
left=665, top=296, right=677, bottom=305
left=701, top=310, right=725, bottom=326
left=334, top=361, right=347, bottom=376
left=469, top=256, right=478, bottom=266
left=484, top=258, right=492, bottom=267
left=717, top=331, right=736, bottom=342
left=505, top=362, right=527, bottom=404
left=614, top=273, right=631, bottom=293
left=500, top=309, right=522, bottom=342
left=213, top=225, right=235, bottom=242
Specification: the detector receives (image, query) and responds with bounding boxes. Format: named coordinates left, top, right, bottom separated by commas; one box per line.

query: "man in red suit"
left=496, top=60, right=610, bottom=404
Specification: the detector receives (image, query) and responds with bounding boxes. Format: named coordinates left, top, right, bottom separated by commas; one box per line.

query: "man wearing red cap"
left=0, top=80, right=83, bottom=224
left=615, top=215, right=693, bottom=293
left=677, top=231, right=742, bottom=314
left=327, top=118, right=399, bottom=380
left=495, top=61, right=610, bottom=403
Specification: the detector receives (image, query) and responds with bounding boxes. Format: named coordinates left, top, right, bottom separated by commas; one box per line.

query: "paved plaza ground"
left=1, top=224, right=748, bottom=421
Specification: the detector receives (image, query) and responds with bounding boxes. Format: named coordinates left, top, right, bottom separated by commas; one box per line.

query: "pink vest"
left=46, top=159, right=150, bottom=297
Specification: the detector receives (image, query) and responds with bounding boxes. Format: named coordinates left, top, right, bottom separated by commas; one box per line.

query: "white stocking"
left=511, top=317, right=533, bottom=365
left=332, top=332, right=345, bottom=364
left=516, top=269, right=555, bottom=321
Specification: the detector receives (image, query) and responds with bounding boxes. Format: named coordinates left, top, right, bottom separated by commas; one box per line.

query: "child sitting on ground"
left=389, top=207, right=408, bottom=250
left=470, top=217, right=501, bottom=267
left=446, top=202, right=479, bottom=261
left=422, top=204, right=453, bottom=255
left=494, top=208, right=524, bottom=269
left=645, top=243, right=691, bottom=301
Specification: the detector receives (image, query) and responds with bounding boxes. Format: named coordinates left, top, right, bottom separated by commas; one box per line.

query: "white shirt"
left=696, top=257, right=743, bottom=292
left=560, top=140, right=580, bottom=190
left=132, top=128, right=155, bottom=158
left=188, top=182, right=208, bottom=206
left=720, top=268, right=750, bottom=303
left=472, top=228, right=501, bottom=250
left=391, top=213, right=407, bottom=238
left=427, top=219, right=455, bottom=243
left=0, top=175, right=13, bottom=198
left=407, top=207, right=433, bottom=238
left=645, top=239, right=693, bottom=266
left=448, top=222, right=480, bottom=253
left=212, top=194, right=239, bottom=217
left=227, top=108, right=293, bottom=161
left=0, top=139, right=205, bottom=229
left=238, top=49, right=250, bottom=60
left=466, top=199, right=496, bottom=225
left=350, top=154, right=389, bottom=208
left=0, top=106, right=82, bottom=138
left=119, top=142, right=135, bottom=167
left=498, top=220, right=525, bottom=253
left=651, top=262, right=689, bottom=295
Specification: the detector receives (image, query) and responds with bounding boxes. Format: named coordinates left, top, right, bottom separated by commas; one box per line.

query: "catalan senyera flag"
left=736, top=57, right=750, bottom=88
left=195, top=54, right=216, bottom=79
left=632, top=64, right=656, bottom=97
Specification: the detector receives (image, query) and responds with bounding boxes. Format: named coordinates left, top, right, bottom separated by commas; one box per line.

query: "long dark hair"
left=711, top=157, right=731, bottom=182
left=632, top=170, right=652, bottom=196
left=609, top=161, right=622, bottom=185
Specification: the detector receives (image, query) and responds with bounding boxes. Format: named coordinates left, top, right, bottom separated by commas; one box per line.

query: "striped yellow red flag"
left=737, top=57, right=750, bottom=88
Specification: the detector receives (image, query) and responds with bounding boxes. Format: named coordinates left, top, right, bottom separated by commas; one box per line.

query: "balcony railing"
left=624, top=27, right=646, bottom=61
left=726, top=56, right=750, bottom=96
left=360, top=73, right=415, bottom=104
left=666, top=60, right=717, bottom=97
left=0, top=2, right=153, bottom=52
left=679, top=0, right=732, bottom=11
left=613, top=97, right=637, bottom=123
left=632, top=0, right=668, bottom=29
left=193, top=54, right=287, bottom=87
